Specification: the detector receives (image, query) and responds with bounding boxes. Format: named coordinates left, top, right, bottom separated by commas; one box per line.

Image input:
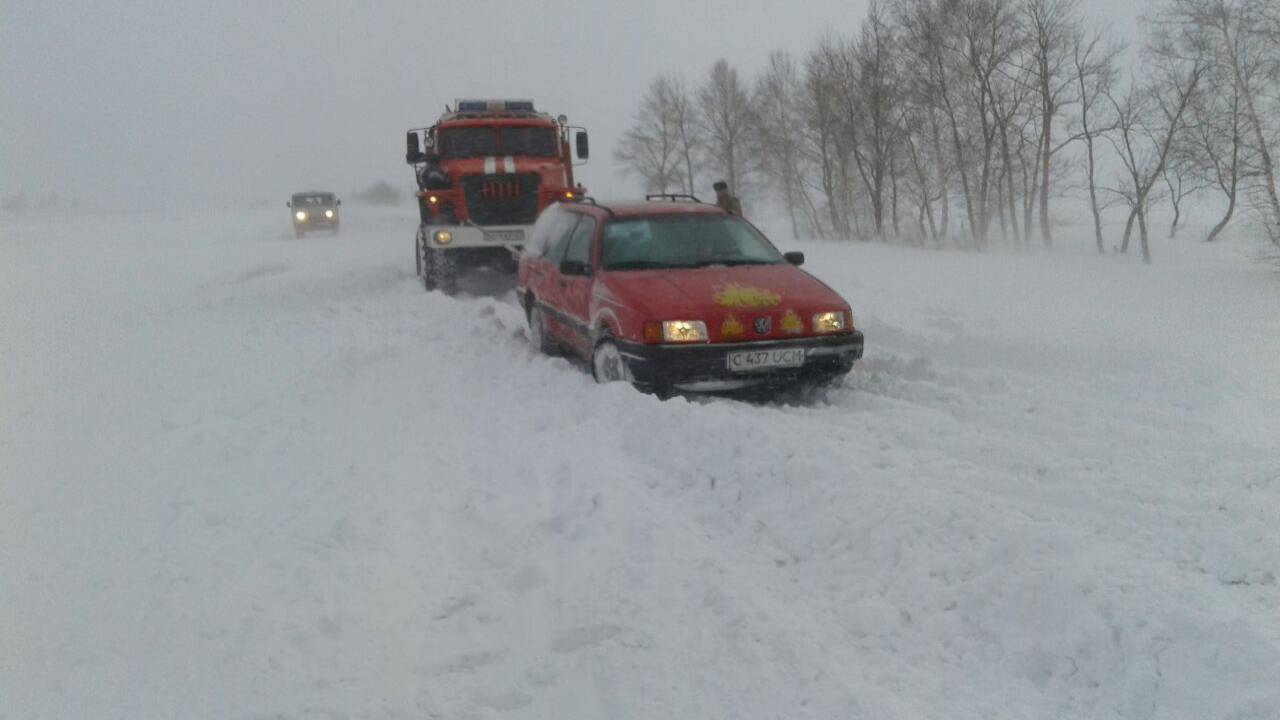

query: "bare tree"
left=1187, top=52, right=1252, bottom=241
left=842, top=1, right=903, bottom=239
left=697, top=59, right=755, bottom=199
left=665, top=75, right=701, bottom=195
left=1069, top=26, right=1123, bottom=253
left=1106, top=33, right=1206, bottom=262
left=1025, top=0, right=1085, bottom=247
left=1161, top=147, right=1207, bottom=237
left=614, top=76, right=684, bottom=193
left=752, top=51, right=819, bottom=239
left=803, top=39, right=852, bottom=238
left=1164, top=0, right=1280, bottom=245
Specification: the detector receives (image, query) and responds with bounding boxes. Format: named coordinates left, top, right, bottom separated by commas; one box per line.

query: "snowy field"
left=2, top=206, right=1278, bottom=720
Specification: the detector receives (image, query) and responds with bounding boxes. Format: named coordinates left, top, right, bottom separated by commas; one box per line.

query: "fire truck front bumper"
left=421, top=224, right=530, bottom=250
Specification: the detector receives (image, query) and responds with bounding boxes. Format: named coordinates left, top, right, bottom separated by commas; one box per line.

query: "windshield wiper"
left=603, top=260, right=678, bottom=271
left=689, top=258, right=776, bottom=267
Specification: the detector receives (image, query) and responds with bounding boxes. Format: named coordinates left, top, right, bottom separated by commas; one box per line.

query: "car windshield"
left=439, top=128, right=498, bottom=158
left=600, top=215, right=784, bottom=271
left=292, top=194, right=334, bottom=207
left=501, top=127, right=558, bottom=156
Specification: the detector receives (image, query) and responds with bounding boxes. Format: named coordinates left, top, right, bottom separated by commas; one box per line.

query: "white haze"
left=1, top=0, right=1139, bottom=212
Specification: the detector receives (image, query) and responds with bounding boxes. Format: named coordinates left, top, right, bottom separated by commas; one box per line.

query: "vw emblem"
left=753, top=316, right=772, bottom=334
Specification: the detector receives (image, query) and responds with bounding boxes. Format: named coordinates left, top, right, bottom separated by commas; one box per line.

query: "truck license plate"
left=726, top=347, right=806, bottom=372
left=486, top=229, right=524, bottom=244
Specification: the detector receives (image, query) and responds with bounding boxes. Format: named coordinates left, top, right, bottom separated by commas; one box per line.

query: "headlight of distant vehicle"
left=812, top=311, right=849, bottom=334
left=434, top=229, right=453, bottom=246
left=660, top=320, right=708, bottom=343
left=295, top=211, right=307, bottom=221
left=324, top=209, right=334, bottom=218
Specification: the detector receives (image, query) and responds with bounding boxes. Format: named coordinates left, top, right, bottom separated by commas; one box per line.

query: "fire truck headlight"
left=434, top=230, right=453, bottom=246
left=324, top=209, right=334, bottom=218
left=294, top=211, right=307, bottom=222
left=428, top=195, right=439, bottom=204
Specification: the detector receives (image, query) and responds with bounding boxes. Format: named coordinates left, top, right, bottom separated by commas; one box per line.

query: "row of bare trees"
left=615, top=0, right=1280, bottom=260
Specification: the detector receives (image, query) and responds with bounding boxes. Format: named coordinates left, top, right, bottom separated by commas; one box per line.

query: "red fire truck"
left=405, top=99, right=589, bottom=293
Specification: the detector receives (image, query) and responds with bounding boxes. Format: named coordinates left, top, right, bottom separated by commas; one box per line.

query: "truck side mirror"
left=406, top=131, right=425, bottom=164
left=784, top=251, right=805, bottom=266
left=575, top=131, right=589, bottom=160
left=286, top=201, right=291, bottom=208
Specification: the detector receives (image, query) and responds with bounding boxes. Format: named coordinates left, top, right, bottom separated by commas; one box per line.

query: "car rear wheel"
left=592, top=340, right=632, bottom=384
left=528, top=306, right=557, bottom=355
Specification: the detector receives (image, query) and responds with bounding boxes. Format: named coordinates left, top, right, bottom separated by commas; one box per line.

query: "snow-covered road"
left=3, top=207, right=1278, bottom=719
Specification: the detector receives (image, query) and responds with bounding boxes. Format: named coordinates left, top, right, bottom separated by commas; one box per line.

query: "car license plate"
left=726, top=347, right=806, bottom=372
left=486, top=229, right=524, bottom=244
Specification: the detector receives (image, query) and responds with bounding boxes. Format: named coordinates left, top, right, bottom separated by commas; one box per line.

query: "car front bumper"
left=295, top=215, right=338, bottom=228
left=615, top=331, right=864, bottom=391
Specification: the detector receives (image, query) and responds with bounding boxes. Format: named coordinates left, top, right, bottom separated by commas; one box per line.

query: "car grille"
left=461, top=173, right=540, bottom=225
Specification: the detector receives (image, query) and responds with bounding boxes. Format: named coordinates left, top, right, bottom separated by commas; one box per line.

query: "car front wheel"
left=592, top=340, right=632, bottom=384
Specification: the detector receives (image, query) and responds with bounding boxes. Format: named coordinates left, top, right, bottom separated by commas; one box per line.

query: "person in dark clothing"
left=713, top=180, right=743, bottom=217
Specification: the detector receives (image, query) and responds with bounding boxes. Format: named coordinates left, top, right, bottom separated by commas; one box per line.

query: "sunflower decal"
left=780, top=309, right=804, bottom=335
left=713, top=282, right=782, bottom=308
left=721, top=314, right=745, bottom=337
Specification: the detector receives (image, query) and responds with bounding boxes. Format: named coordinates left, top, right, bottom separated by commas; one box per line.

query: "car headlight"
left=661, top=320, right=708, bottom=343
left=295, top=211, right=307, bottom=221
left=434, top=230, right=453, bottom=245
left=812, top=311, right=848, bottom=334
left=324, top=209, right=334, bottom=218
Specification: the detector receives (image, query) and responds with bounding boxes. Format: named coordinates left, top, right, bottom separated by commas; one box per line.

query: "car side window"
left=545, top=213, right=582, bottom=263
left=564, top=216, right=596, bottom=267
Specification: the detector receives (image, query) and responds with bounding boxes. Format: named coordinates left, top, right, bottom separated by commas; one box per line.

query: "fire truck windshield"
left=500, top=127, right=558, bottom=157
left=437, top=127, right=558, bottom=158
left=439, top=128, right=498, bottom=158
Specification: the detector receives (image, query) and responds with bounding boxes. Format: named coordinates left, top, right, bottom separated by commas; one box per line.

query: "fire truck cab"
left=406, top=99, right=589, bottom=293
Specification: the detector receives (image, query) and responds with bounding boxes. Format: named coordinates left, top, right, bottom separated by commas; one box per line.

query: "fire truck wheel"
left=432, top=250, right=458, bottom=295
left=417, top=235, right=437, bottom=291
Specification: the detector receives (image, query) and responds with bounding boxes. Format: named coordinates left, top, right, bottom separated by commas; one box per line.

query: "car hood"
left=604, top=263, right=847, bottom=317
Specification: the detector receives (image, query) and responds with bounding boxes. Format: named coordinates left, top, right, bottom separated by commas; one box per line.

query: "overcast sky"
left=0, top=0, right=1140, bottom=211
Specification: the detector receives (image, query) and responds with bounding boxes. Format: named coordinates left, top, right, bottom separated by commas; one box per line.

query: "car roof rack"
left=645, top=193, right=703, bottom=204
left=575, top=196, right=616, bottom=218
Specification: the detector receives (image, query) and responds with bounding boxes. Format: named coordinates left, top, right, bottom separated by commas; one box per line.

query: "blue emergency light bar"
left=455, top=99, right=536, bottom=113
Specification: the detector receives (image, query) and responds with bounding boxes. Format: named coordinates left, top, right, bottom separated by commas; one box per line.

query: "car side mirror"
left=559, top=259, right=590, bottom=276
left=575, top=131, right=589, bottom=160
left=784, top=251, right=805, bottom=266
left=406, top=131, right=426, bottom=164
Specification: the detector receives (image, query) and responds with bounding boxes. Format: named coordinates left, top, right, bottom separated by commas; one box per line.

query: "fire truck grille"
left=462, top=173, right=541, bottom=225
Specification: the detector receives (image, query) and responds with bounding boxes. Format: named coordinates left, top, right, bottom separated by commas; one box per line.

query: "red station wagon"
left=516, top=196, right=865, bottom=394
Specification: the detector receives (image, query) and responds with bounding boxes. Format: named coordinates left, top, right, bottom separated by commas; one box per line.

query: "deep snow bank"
left=2, top=208, right=1277, bottom=719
